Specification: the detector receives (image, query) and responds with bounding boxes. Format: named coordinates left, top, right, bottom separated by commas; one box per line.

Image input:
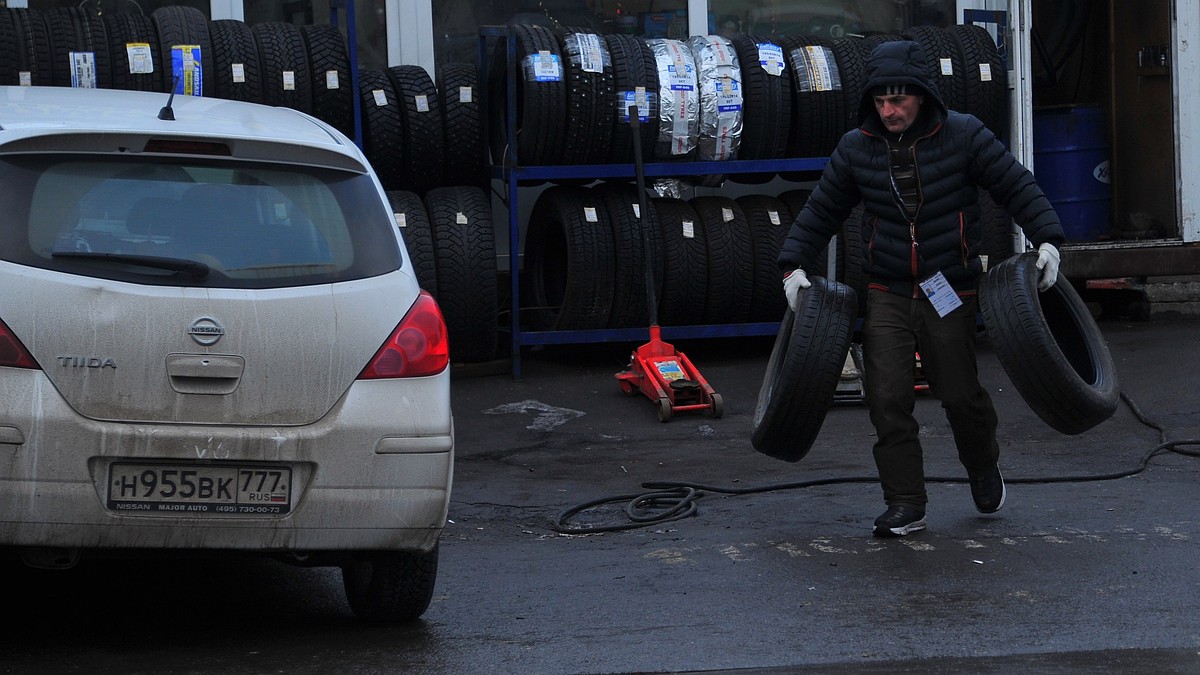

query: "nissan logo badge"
left=188, top=317, right=225, bottom=346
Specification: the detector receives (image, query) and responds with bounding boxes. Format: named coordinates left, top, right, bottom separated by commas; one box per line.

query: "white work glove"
left=1035, top=242, right=1060, bottom=291
left=782, top=268, right=811, bottom=312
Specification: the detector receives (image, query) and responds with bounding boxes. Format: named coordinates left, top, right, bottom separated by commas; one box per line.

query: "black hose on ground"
left=551, top=391, right=1199, bottom=534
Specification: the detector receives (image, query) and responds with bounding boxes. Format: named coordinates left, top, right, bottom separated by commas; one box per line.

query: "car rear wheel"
left=342, top=545, right=439, bottom=622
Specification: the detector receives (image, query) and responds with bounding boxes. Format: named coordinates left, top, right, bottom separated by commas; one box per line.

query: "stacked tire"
left=487, top=25, right=1009, bottom=182
left=525, top=186, right=809, bottom=329
left=0, top=6, right=486, bottom=197
left=0, top=6, right=498, bottom=363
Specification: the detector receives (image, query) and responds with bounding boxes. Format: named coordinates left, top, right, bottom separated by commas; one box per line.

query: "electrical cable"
left=551, top=391, right=1200, bottom=534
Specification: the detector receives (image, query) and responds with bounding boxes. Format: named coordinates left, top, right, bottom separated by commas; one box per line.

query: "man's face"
left=874, top=93, right=924, bottom=134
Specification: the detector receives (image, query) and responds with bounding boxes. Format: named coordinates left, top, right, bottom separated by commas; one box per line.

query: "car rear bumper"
left=0, top=370, right=453, bottom=552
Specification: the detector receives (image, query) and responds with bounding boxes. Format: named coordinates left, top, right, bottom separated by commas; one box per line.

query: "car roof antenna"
left=158, top=76, right=178, bottom=121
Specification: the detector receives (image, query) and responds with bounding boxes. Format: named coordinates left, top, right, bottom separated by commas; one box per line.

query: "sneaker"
left=872, top=505, right=927, bottom=537
left=969, top=465, right=1006, bottom=514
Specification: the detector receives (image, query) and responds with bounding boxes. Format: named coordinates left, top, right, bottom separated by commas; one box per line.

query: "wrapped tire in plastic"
left=688, top=35, right=743, bottom=162
left=646, top=38, right=699, bottom=161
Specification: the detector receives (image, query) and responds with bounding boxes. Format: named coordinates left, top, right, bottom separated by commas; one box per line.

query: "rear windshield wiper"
left=51, top=250, right=210, bottom=280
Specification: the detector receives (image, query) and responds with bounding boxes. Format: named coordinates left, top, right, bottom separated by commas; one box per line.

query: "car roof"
left=0, top=86, right=369, bottom=173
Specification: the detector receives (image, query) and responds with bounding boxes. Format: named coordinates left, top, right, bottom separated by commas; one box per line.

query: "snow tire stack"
left=1, top=8, right=1013, bottom=358
left=0, top=5, right=495, bottom=363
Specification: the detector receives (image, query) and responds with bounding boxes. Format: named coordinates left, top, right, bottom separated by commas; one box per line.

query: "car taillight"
left=358, top=291, right=449, bottom=379
left=0, top=318, right=38, bottom=369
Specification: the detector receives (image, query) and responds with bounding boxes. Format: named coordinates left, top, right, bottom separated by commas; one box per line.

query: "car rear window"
left=0, top=155, right=402, bottom=288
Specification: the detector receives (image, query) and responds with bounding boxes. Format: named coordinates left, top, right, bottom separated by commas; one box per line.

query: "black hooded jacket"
left=777, top=40, right=1064, bottom=298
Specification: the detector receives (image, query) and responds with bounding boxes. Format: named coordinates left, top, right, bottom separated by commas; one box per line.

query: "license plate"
left=107, top=462, right=293, bottom=515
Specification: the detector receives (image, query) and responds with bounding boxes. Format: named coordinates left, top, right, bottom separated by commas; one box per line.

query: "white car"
left=0, top=85, right=454, bottom=622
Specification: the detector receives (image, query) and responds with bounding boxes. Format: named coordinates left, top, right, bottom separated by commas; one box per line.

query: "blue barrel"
left=1032, top=105, right=1112, bottom=241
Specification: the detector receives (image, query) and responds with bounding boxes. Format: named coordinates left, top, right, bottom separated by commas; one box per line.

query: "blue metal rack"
left=480, top=26, right=830, bottom=378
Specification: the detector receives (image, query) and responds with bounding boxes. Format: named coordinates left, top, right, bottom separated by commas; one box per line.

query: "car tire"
left=386, top=190, right=438, bottom=296
left=594, top=182, right=660, bottom=328
left=424, top=186, right=498, bottom=363
left=525, top=185, right=615, bottom=330
left=737, top=194, right=791, bottom=322
left=104, top=11, right=163, bottom=92
left=751, top=276, right=858, bottom=462
left=342, top=546, right=439, bottom=622
left=0, top=9, right=54, bottom=87
left=691, top=196, right=754, bottom=324
left=951, top=24, right=1007, bottom=137
left=252, top=21, right=314, bottom=115
left=152, top=5, right=213, bottom=95
left=557, top=30, right=614, bottom=166
left=301, top=24, right=355, bottom=139
left=782, top=35, right=841, bottom=160
left=901, top=25, right=966, bottom=116
left=979, top=251, right=1120, bottom=435
left=604, top=33, right=659, bottom=165
left=386, top=64, right=445, bottom=195
left=438, top=63, right=485, bottom=187
left=652, top=197, right=707, bottom=326
left=45, top=7, right=111, bottom=89
left=487, top=24, right=567, bottom=168
left=838, top=205, right=868, bottom=318
left=357, top=68, right=405, bottom=191
left=208, top=18, right=263, bottom=103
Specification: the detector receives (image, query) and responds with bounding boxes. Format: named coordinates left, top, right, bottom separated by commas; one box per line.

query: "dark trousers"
left=862, top=289, right=999, bottom=509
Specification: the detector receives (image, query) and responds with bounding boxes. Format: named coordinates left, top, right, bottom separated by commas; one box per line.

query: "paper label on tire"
left=757, top=43, right=785, bottom=77
left=126, top=43, right=154, bottom=74
left=70, top=52, right=97, bottom=88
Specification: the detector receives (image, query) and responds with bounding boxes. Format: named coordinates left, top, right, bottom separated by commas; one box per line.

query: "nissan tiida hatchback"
left=0, top=85, right=454, bottom=622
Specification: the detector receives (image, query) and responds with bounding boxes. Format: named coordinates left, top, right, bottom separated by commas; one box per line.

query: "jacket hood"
left=857, top=40, right=947, bottom=128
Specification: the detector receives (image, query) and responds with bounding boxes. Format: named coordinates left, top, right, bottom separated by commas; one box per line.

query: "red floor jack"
left=614, top=106, right=723, bottom=422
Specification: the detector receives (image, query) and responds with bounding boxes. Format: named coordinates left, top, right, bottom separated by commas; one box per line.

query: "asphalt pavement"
left=439, top=315, right=1200, bottom=673
left=2, top=316, right=1197, bottom=675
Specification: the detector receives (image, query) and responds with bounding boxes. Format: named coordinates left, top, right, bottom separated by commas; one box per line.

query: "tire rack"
left=480, top=25, right=829, bottom=379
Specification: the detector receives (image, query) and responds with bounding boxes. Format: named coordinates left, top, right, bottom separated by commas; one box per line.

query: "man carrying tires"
left=777, top=40, right=1065, bottom=537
